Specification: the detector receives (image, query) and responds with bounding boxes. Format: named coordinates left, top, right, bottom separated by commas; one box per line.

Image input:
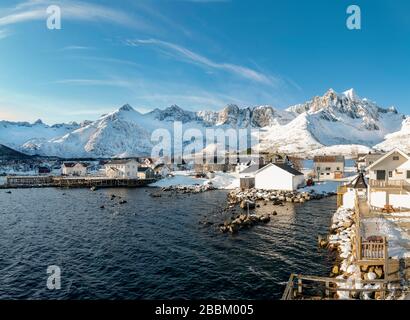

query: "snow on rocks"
left=227, top=188, right=334, bottom=206
left=150, top=183, right=216, bottom=197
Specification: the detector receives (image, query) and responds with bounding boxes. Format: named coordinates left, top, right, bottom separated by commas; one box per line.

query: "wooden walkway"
left=3, top=176, right=157, bottom=189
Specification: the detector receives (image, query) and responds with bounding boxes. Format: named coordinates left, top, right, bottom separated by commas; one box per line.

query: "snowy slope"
left=0, top=119, right=80, bottom=151
left=374, top=117, right=410, bottom=153
left=22, top=105, right=154, bottom=158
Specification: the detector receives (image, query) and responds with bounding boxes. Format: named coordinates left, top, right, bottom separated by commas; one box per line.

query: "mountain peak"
left=118, top=104, right=135, bottom=112
left=343, top=88, right=359, bottom=100
left=34, top=119, right=44, bottom=125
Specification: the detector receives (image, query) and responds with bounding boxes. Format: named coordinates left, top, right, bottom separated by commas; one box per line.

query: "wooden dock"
left=281, top=274, right=404, bottom=300
left=2, top=176, right=157, bottom=189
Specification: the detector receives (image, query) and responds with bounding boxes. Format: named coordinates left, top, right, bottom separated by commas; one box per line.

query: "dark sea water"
left=0, top=187, right=337, bottom=300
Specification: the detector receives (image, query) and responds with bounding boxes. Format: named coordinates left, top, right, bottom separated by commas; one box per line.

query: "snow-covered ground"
left=362, top=215, right=410, bottom=259
left=151, top=170, right=342, bottom=194
left=300, top=180, right=340, bottom=194
left=150, top=171, right=239, bottom=190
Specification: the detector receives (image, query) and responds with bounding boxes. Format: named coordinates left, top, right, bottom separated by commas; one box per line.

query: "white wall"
left=255, top=165, right=295, bottom=191
left=369, top=191, right=387, bottom=208
left=389, top=194, right=410, bottom=209
left=293, top=175, right=306, bottom=190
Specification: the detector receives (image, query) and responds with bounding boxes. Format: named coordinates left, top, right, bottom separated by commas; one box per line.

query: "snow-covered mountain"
left=374, top=116, right=410, bottom=153
left=0, top=89, right=408, bottom=158
left=259, top=88, right=405, bottom=156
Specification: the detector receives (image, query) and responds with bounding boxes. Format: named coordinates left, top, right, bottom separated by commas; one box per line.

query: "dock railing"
left=353, top=191, right=388, bottom=275
left=281, top=274, right=399, bottom=300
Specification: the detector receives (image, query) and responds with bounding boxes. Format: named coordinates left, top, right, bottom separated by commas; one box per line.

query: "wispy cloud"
left=0, top=0, right=151, bottom=31
left=126, top=38, right=280, bottom=87
left=61, top=45, right=93, bottom=51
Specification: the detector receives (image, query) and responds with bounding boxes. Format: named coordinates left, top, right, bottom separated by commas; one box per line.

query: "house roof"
left=367, top=148, right=410, bottom=170
left=347, top=173, right=368, bottom=189
left=63, top=162, right=87, bottom=168
left=240, top=163, right=267, bottom=174
left=272, top=163, right=304, bottom=176
left=313, top=155, right=345, bottom=163
left=138, top=167, right=152, bottom=172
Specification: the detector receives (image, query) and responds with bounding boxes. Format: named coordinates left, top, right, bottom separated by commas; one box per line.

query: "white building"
left=62, top=162, right=87, bottom=176
left=313, top=155, right=345, bottom=180
left=367, top=148, right=410, bottom=210
left=240, top=163, right=305, bottom=191
left=105, top=159, right=139, bottom=179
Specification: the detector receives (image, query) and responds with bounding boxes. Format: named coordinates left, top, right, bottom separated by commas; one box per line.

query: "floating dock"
left=2, top=176, right=157, bottom=189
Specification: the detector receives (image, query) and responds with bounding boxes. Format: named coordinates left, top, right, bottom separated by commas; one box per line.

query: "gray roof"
left=272, top=163, right=304, bottom=176
left=138, top=167, right=152, bottom=172
left=240, top=164, right=267, bottom=174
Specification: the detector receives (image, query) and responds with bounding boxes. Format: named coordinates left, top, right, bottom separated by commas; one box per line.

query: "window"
left=321, top=173, right=324, bottom=175
left=325, top=167, right=331, bottom=171
left=389, top=171, right=393, bottom=178
left=336, top=167, right=340, bottom=171
left=407, top=171, right=410, bottom=179
left=326, top=173, right=330, bottom=175
left=393, top=156, right=400, bottom=161
left=376, top=170, right=386, bottom=180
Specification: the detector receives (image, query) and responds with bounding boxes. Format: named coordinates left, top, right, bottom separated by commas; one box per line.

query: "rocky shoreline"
left=150, top=183, right=216, bottom=197
left=227, top=188, right=336, bottom=206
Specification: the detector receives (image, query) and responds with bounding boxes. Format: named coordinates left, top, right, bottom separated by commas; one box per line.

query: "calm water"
left=0, top=187, right=336, bottom=299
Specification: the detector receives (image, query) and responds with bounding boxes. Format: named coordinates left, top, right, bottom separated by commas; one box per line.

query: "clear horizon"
left=1, top=0, right=409, bottom=123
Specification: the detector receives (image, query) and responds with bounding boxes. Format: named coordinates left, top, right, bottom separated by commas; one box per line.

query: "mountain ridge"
left=1, top=89, right=408, bottom=158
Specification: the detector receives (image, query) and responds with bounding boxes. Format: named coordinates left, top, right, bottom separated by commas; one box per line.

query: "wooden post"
left=298, top=278, right=303, bottom=295
left=384, top=237, right=388, bottom=280
left=325, top=281, right=329, bottom=298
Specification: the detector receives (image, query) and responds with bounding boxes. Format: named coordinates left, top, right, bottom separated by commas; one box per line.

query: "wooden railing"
left=360, top=238, right=386, bottom=260
left=281, top=274, right=399, bottom=300
left=369, top=180, right=409, bottom=188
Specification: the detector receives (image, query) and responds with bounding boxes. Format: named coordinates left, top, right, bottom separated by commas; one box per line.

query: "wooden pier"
left=281, top=274, right=403, bottom=300
left=2, top=176, right=157, bottom=189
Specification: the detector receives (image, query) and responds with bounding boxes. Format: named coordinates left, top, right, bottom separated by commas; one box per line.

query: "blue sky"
left=0, top=0, right=409, bottom=123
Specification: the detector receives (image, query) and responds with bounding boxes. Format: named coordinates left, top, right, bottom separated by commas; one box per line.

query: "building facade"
left=62, top=163, right=87, bottom=176
left=240, top=163, right=305, bottom=191
left=105, top=159, right=139, bottom=178
left=367, top=148, right=410, bottom=210
left=313, top=156, right=345, bottom=180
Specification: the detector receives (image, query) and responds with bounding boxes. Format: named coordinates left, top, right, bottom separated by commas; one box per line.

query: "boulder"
left=374, top=267, right=384, bottom=279
left=331, top=265, right=339, bottom=275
